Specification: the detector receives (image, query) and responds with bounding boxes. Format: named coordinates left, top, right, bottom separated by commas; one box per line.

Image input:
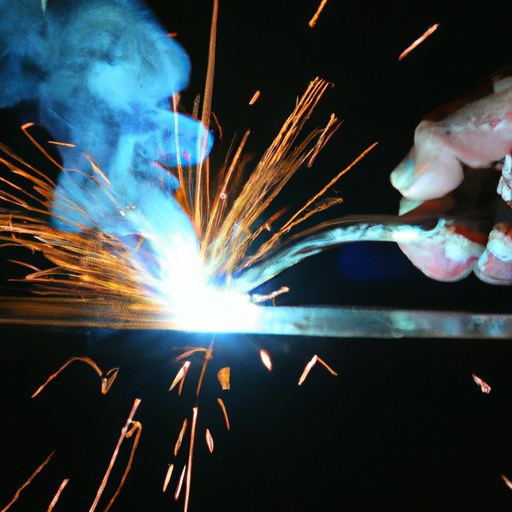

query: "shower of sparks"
left=31, top=356, right=119, bottom=397
left=89, top=398, right=142, bottom=512
left=167, top=343, right=228, bottom=511
left=248, top=90, right=260, bottom=105
left=298, top=355, right=338, bottom=385
left=1, top=451, right=55, bottom=512
left=196, top=77, right=343, bottom=285
left=47, top=479, right=69, bottom=512
left=309, top=0, right=329, bottom=28
left=0, top=13, right=367, bottom=512
left=233, top=141, right=377, bottom=293
left=472, top=374, right=491, bottom=394
left=398, top=23, right=439, bottom=61
left=0, top=75, right=368, bottom=316
left=0, top=142, right=153, bottom=302
left=260, top=349, right=272, bottom=371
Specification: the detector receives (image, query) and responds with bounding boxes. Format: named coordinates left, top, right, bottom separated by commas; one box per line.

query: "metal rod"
left=0, top=297, right=511, bottom=339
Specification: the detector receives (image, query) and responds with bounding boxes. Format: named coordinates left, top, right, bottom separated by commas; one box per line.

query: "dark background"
left=2, top=1, right=512, bottom=511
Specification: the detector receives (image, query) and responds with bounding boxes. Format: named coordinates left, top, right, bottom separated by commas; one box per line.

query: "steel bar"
left=0, top=296, right=511, bottom=339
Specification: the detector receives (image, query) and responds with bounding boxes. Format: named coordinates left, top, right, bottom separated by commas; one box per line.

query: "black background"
left=2, top=1, right=512, bottom=511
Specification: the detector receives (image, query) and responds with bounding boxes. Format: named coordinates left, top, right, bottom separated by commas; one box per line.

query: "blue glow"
left=338, top=242, right=413, bottom=280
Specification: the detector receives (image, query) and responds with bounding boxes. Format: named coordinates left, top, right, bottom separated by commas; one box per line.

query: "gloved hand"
left=390, top=72, right=512, bottom=284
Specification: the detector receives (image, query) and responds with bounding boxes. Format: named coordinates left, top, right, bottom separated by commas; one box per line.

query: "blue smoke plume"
left=0, top=0, right=214, bottom=307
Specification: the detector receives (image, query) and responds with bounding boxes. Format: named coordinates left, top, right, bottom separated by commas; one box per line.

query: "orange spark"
left=173, top=347, right=209, bottom=362
left=260, top=349, right=272, bottom=371
left=174, top=466, right=186, bottom=501
left=169, top=361, right=191, bottom=393
left=299, top=355, right=318, bottom=385
left=163, top=464, right=174, bottom=492
left=174, top=418, right=188, bottom=456
left=251, top=286, right=290, bottom=303
left=248, top=90, right=260, bottom=105
left=173, top=346, right=215, bottom=396
left=196, top=340, right=214, bottom=396
left=32, top=357, right=118, bottom=397
left=317, top=356, right=338, bottom=376
left=217, top=398, right=230, bottom=430
left=47, top=479, right=69, bottom=512
left=184, top=407, right=198, bottom=512
left=472, top=374, right=491, bottom=394
left=501, top=474, right=512, bottom=490
left=100, top=367, right=119, bottom=394
left=1, top=451, right=55, bottom=512
left=309, top=0, right=329, bottom=28
left=47, top=140, right=75, bottom=147
left=178, top=369, right=188, bottom=395
left=89, top=398, right=142, bottom=512
left=85, top=155, right=112, bottom=186
left=298, top=355, right=338, bottom=385
left=103, top=420, right=142, bottom=512
left=217, top=367, right=230, bottom=390
left=21, top=122, right=63, bottom=169
left=398, top=23, right=439, bottom=61
left=205, top=429, right=214, bottom=453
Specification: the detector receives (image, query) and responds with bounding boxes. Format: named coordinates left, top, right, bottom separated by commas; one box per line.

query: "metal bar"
left=0, top=297, right=511, bottom=339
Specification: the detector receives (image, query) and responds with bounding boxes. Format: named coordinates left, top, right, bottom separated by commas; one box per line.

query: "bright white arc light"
left=171, top=285, right=261, bottom=333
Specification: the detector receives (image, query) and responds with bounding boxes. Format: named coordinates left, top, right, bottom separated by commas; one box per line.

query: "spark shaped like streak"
left=89, top=399, right=142, bottom=512
left=472, top=374, right=491, bottom=393
left=309, top=0, right=329, bottom=28
left=47, top=479, right=69, bottom=512
left=398, top=24, right=439, bottom=61
left=1, top=451, right=55, bottom=512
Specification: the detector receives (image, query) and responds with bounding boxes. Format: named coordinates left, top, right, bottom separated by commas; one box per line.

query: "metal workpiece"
left=0, top=297, right=511, bottom=339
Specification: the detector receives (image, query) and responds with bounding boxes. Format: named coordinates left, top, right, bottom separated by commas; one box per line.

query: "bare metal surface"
left=0, top=297, right=511, bottom=339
